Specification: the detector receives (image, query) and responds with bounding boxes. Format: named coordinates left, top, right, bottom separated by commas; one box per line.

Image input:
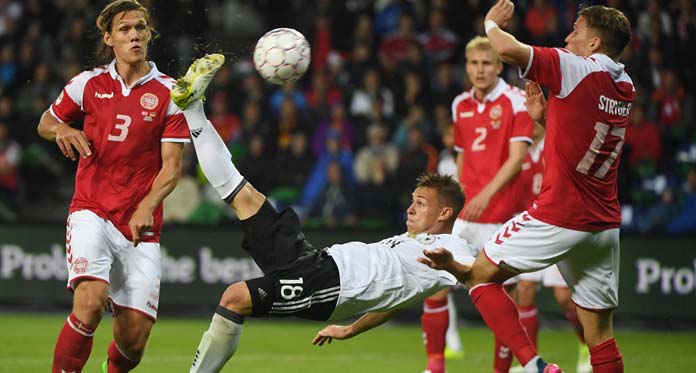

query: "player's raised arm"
left=312, top=310, right=400, bottom=346
left=484, top=0, right=532, bottom=68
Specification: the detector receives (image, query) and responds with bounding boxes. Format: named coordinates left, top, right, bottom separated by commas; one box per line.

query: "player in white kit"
left=165, top=54, right=476, bottom=373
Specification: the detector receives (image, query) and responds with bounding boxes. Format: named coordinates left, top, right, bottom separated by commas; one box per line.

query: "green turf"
left=1, top=313, right=694, bottom=372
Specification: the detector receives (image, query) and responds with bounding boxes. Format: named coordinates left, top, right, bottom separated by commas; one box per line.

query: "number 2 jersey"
left=521, top=47, right=634, bottom=231
left=326, top=233, right=474, bottom=321
left=50, top=61, right=190, bottom=242
left=451, top=78, right=534, bottom=223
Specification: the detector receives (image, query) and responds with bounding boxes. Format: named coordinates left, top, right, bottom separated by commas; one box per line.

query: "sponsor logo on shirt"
left=417, top=235, right=436, bottom=245
left=140, top=93, right=159, bottom=110
left=95, top=92, right=114, bottom=99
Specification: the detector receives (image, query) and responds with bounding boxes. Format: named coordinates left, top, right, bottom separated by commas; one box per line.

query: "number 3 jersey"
left=520, top=47, right=635, bottom=231
left=326, top=233, right=474, bottom=321
left=451, top=78, right=534, bottom=223
left=50, top=60, right=190, bottom=242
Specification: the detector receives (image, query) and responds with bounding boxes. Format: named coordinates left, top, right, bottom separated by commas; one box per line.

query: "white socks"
left=190, top=313, right=243, bottom=373
left=445, top=292, right=463, bottom=352
left=183, top=100, right=244, bottom=201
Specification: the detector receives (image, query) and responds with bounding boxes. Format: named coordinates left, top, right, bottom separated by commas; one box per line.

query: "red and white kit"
left=52, top=60, right=190, bottom=319
left=484, top=47, right=635, bottom=309
left=451, top=78, right=533, bottom=252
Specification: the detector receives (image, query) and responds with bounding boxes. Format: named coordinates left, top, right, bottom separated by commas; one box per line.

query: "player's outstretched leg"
left=171, top=54, right=265, bottom=219
left=171, top=54, right=225, bottom=110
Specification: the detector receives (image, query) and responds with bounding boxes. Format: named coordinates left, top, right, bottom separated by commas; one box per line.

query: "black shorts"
left=241, top=201, right=340, bottom=321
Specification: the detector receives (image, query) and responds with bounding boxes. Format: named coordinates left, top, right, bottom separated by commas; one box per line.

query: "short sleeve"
left=511, top=111, right=534, bottom=143
left=520, top=46, right=563, bottom=96
left=161, top=101, right=190, bottom=142
left=51, top=85, right=84, bottom=123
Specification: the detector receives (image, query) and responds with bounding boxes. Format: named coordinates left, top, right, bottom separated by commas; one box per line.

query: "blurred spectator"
left=396, top=126, right=437, bottom=210
left=637, top=0, right=672, bottom=41
left=667, top=166, right=696, bottom=233
left=430, top=63, right=461, bottom=108
left=163, top=144, right=201, bottom=223
left=392, top=104, right=433, bottom=150
left=274, top=98, right=308, bottom=153
left=312, top=15, right=332, bottom=72
left=0, top=46, right=17, bottom=95
left=437, top=126, right=458, bottom=180
left=305, top=69, right=343, bottom=122
left=379, top=13, right=419, bottom=65
left=0, top=121, right=20, bottom=216
left=237, top=133, right=274, bottom=194
left=638, top=188, right=679, bottom=233
left=524, top=0, right=558, bottom=45
left=208, top=95, right=241, bottom=144
left=273, top=132, right=314, bottom=199
left=652, top=69, right=684, bottom=128
left=419, top=9, right=458, bottom=64
left=352, top=13, right=375, bottom=48
left=300, top=133, right=355, bottom=214
left=311, top=104, right=354, bottom=157
left=354, top=123, right=399, bottom=183
left=373, top=0, right=417, bottom=37
left=349, top=67, right=395, bottom=119
left=625, top=103, right=662, bottom=166
left=355, top=156, right=398, bottom=224
left=308, top=160, right=356, bottom=227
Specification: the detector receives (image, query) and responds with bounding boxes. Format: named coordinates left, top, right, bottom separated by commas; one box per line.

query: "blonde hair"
left=94, top=0, right=155, bottom=64
left=465, top=36, right=502, bottom=63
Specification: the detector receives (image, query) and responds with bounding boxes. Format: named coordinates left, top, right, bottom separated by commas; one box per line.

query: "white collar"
left=108, top=60, right=159, bottom=87
left=590, top=53, right=625, bottom=80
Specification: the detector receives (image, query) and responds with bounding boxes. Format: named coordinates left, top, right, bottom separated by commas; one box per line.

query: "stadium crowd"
left=0, top=0, right=694, bottom=232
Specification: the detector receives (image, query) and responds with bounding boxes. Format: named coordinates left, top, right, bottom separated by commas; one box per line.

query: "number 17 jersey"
left=50, top=61, right=190, bottom=242
left=521, top=47, right=635, bottom=231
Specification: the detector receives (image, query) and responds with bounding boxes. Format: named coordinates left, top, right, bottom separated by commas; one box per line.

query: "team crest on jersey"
left=140, top=93, right=159, bottom=110
left=417, top=235, right=437, bottom=245
left=72, top=257, right=89, bottom=274
left=489, top=104, right=503, bottom=129
left=55, top=91, right=64, bottom=105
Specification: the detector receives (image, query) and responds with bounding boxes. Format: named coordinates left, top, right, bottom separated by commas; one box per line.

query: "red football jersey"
left=50, top=61, right=190, bottom=242
left=522, top=47, right=635, bottom=231
left=516, top=139, right=545, bottom=213
left=452, top=78, right=534, bottom=223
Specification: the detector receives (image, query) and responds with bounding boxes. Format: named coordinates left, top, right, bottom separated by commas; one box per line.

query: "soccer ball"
left=253, top=28, right=311, bottom=85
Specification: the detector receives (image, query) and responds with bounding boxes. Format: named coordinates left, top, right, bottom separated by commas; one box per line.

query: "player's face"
left=104, top=10, right=151, bottom=65
left=565, top=16, right=598, bottom=57
left=406, top=187, right=446, bottom=235
left=465, top=48, right=503, bottom=97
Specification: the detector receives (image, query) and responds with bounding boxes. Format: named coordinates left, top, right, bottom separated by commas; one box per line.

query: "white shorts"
left=66, top=210, right=161, bottom=320
left=517, top=265, right=567, bottom=288
left=453, top=219, right=517, bottom=285
left=483, top=212, right=620, bottom=310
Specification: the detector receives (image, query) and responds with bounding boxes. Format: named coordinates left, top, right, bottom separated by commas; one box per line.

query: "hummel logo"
left=95, top=92, right=114, bottom=99
left=190, top=128, right=203, bottom=138
left=460, top=111, right=474, bottom=118
left=258, top=288, right=268, bottom=300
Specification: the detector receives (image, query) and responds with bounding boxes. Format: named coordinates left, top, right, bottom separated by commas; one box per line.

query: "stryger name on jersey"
left=598, top=95, right=631, bottom=117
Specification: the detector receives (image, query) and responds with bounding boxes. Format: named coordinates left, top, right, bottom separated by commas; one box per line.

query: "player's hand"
left=312, top=325, right=354, bottom=346
left=485, top=0, right=515, bottom=28
left=129, top=205, right=154, bottom=247
left=525, top=81, right=547, bottom=123
left=54, top=124, right=92, bottom=161
left=418, top=248, right=455, bottom=270
left=462, top=193, right=491, bottom=222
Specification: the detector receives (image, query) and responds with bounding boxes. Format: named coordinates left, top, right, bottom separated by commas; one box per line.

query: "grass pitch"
left=2, top=313, right=694, bottom=372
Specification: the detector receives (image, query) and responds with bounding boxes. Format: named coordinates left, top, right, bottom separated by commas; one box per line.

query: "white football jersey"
left=326, top=233, right=475, bottom=321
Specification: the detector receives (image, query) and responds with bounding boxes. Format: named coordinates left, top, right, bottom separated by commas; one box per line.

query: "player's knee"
left=220, top=282, right=252, bottom=316
left=74, top=298, right=107, bottom=325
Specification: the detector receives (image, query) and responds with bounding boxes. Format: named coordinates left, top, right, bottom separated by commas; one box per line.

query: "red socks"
left=518, top=304, right=539, bottom=347
left=590, top=338, right=623, bottom=372
left=564, top=306, right=586, bottom=343
left=52, top=313, right=95, bottom=373
left=422, top=297, right=448, bottom=373
left=107, top=340, right=140, bottom=372
left=493, top=337, right=513, bottom=373
left=470, top=283, right=537, bottom=366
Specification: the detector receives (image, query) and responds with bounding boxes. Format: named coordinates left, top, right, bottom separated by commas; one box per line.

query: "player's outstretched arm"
left=418, top=248, right=472, bottom=284
left=37, top=110, right=92, bottom=161
left=485, top=0, right=532, bottom=68
left=312, top=310, right=400, bottom=346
